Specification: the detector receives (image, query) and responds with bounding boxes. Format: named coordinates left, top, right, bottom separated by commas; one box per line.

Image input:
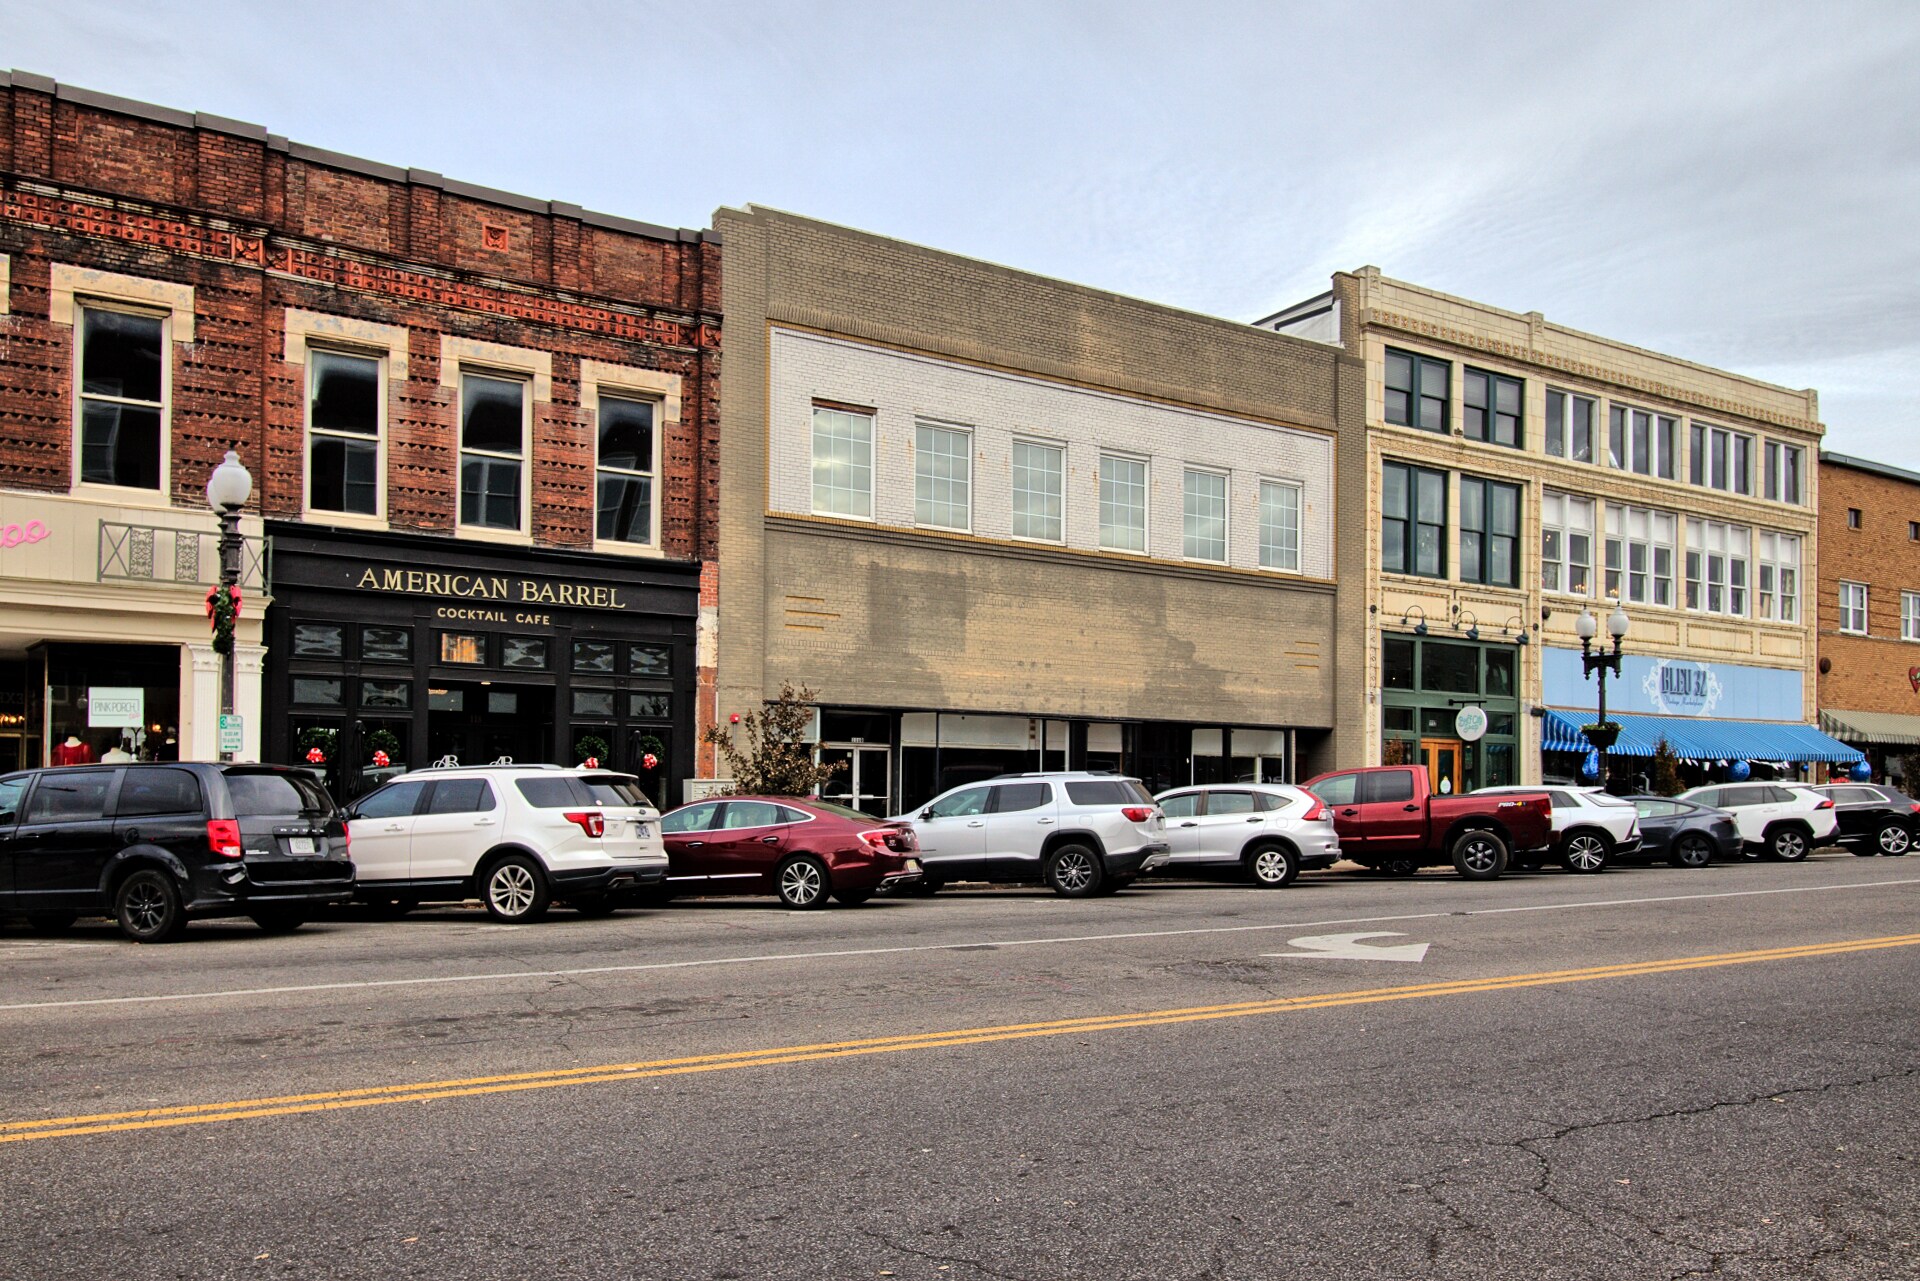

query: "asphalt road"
left=3, top=854, right=1918, bottom=1281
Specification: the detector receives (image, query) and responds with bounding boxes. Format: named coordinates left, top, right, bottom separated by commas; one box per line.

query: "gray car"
left=1153, top=783, right=1342, bottom=887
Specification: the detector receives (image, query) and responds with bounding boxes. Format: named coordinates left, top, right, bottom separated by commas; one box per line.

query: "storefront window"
left=629, top=692, right=671, bottom=718
left=574, top=640, right=615, bottom=673
left=38, top=644, right=181, bottom=765
left=292, top=623, right=346, bottom=658
left=1383, top=638, right=1415, bottom=690
left=501, top=637, right=549, bottom=670
left=428, top=687, right=464, bottom=712
left=1485, top=649, right=1515, bottom=698
left=572, top=690, right=615, bottom=718
left=440, top=633, right=485, bottom=664
left=629, top=643, right=671, bottom=678
left=360, top=681, right=411, bottom=710
left=361, top=626, right=411, bottom=663
left=1421, top=642, right=1479, bottom=694
left=292, top=678, right=344, bottom=707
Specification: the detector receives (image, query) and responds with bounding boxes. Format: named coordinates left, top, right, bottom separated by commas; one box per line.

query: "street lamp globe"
left=206, top=449, right=253, bottom=514
left=1575, top=607, right=1598, bottom=642
left=1607, top=601, right=1631, bottom=640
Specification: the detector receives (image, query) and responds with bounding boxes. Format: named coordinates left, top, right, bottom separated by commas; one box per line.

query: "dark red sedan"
left=657, top=796, right=922, bottom=908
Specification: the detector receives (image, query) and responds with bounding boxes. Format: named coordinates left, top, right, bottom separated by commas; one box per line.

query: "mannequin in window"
left=53, top=736, right=94, bottom=766
left=100, top=739, right=134, bottom=764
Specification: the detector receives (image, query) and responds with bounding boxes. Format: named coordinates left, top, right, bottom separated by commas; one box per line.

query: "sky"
left=8, top=0, right=1917, bottom=463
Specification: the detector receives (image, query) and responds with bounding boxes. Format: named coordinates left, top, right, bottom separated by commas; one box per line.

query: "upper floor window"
left=1756, top=532, right=1799, bottom=624
left=596, top=393, right=656, bottom=545
left=1099, top=454, right=1148, bottom=552
left=1459, top=476, right=1520, bottom=587
left=459, top=372, right=527, bottom=531
left=1903, top=591, right=1920, bottom=642
left=1258, top=479, right=1301, bottom=572
left=1762, top=441, right=1805, bottom=504
left=914, top=422, right=972, bottom=531
left=1541, top=491, right=1594, bottom=596
left=1010, top=439, right=1064, bottom=542
left=1839, top=581, right=1868, bottom=634
left=1544, top=390, right=1595, bottom=463
left=1606, top=505, right=1677, bottom=607
left=1689, top=422, right=1753, bottom=495
left=306, top=349, right=381, bottom=516
left=1384, top=349, right=1449, bottom=433
left=78, top=305, right=166, bottom=490
left=1462, top=369, right=1522, bottom=448
left=1847, top=508, right=1862, bottom=529
left=1381, top=461, right=1446, bottom=579
left=1686, top=519, right=1751, bottom=617
left=1182, top=467, right=1228, bottom=563
left=811, top=405, right=873, bottom=519
left=1608, top=405, right=1676, bottom=479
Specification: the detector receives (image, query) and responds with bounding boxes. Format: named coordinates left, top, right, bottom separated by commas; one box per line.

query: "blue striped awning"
left=1542, top=709, right=1865, bottom=765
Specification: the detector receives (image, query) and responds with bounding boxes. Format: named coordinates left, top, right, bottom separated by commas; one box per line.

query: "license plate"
left=633, top=822, right=651, bottom=838
left=287, top=835, right=317, bottom=855
left=905, top=858, right=921, bottom=872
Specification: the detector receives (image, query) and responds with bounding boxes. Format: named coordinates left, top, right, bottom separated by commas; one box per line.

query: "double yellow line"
left=7, top=932, right=1917, bottom=1146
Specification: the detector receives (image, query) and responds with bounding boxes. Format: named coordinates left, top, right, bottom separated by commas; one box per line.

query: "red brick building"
left=1816, top=451, right=1920, bottom=784
left=0, top=71, right=719, bottom=802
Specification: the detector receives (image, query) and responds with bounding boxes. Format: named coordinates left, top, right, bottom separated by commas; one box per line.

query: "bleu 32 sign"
left=1643, top=659, right=1723, bottom=717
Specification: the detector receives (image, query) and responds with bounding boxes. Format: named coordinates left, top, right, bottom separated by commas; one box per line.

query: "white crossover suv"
left=1676, top=781, right=1838, bottom=861
left=346, top=765, right=668, bottom=921
left=1473, top=785, right=1641, bottom=873
left=1152, top=783, right=1340, bottom=886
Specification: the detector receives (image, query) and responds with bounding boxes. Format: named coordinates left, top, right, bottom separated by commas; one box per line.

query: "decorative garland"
left=634, top=733, right=665, bottom=760
left=367, top=728, right=402, bottom=759
left=298, top=726, right=338, bottom=765
left=573, top=733, right=611, bottom=766
left=205, top=583, right=243, bottom=655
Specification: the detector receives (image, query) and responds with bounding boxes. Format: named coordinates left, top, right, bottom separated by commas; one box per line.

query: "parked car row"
left=2, top=761, right=1908, bottom=943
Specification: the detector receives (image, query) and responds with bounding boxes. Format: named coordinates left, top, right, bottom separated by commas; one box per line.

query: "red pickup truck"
left=1300, top=765, right=1552, bottom=880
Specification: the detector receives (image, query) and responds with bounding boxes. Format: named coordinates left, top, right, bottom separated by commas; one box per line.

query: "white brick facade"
left=768, top=328, right=1336, bottom=579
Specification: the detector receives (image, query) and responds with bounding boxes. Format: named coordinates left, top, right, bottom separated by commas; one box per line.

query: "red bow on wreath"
left=642, top=753, right=658, bottom=771
left=305, top=746, right=326, bottom=764
left=372, top=750, right=390, bottom=768
left=582, top=756, right=600, bottom=769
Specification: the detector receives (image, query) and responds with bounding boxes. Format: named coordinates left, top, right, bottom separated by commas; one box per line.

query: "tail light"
left=1121, top=806, right=1156, bottom=823
left=342, top=825, right=351, bottom=855
left=1301, top=796, right=1326, bottom=822
left=1813, top=799, right=1834, bottom=810
left=207, top=818, right=243, bottom=859
left=563, top=811, right=606, bottom=838
left=858, top=827, right=910, bottom=853
left=1909, top=802, right=1920, bottom=814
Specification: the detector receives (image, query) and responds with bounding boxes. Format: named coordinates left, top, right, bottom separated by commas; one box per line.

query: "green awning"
left=1821, top=708, right=1920, bottom=748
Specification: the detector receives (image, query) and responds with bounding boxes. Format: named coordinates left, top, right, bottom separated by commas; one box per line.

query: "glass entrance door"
left=1421, top=738, right=1464, bottom=795
left=818, top=745, right=892, bottom=816
left=428, top=681, right=554, bottom=767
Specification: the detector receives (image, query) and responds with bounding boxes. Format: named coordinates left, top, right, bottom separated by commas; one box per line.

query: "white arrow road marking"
left=1264, top=932, right=1431, bottom=962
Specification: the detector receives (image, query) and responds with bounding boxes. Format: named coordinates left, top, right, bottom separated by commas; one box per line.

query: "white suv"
left=1153, top=783, right=1340, bottom=886
left=1473, top=785, right=1640, bottom=873
left=1676, top=781, right=1838, bottom=860
left=892, top=772, right=1169, bottom=897
left=346, top=766, right=668, bottom=921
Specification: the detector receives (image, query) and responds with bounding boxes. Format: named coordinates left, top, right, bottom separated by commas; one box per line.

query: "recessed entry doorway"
left=428, top=681, right=554, bottom=766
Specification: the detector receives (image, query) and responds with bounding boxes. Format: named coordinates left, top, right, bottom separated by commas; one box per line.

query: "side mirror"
left=919, top=809, right=933, bottom=820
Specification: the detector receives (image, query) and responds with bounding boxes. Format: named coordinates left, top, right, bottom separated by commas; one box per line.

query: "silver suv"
left=1153, top=782, right=1341, bottom=886
left=893, top=772, right=1169, bottom=897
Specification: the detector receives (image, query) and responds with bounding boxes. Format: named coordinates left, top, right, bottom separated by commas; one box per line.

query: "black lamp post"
left=1576, top=599, right=1630, bottom=784
left=206, top=449, right=253, bottom=763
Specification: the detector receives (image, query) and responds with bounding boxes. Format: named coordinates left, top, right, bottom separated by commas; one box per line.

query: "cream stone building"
left=1263, top=269, right=1858, bottom=788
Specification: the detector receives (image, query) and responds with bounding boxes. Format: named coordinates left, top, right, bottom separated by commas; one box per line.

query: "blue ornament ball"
left=1728, top=759, right=1752, bottom=782
left=1580, top=749, right=1601, bottom=780
left=1850, top=760, right=1872, bottom=782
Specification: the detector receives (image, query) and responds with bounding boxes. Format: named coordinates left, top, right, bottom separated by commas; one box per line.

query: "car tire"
left=1668, top=835, right=1714, bottom=869
left=114, top=868, right=186, bottom=944
left=1559, top=830, right=1611, bottom=875
left=480, top=854, right=551, bottom=923
left=832, top=888, right=874, bottom=906
left=1245, top=843, right=1300, bottom=888
left=570, top=893, right=621, bottom=917
left=25, top=911, right=78, bottom=935
left=1765, top=825, right=1810, bottom=862
left=248, top=908, right=307, bottom=934
left=1450, top=829, right=1509, bottom=880
left=1876, top=822, right=1912, bottom=856
left=776, top=856, right=830, bottom=909
left=1380, top=858, right=1420, bottom=877
left=1044, top=843, right=1105, bottom=898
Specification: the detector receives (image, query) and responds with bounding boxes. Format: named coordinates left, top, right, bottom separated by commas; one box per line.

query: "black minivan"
left=0, top=763, right=355, bottom=943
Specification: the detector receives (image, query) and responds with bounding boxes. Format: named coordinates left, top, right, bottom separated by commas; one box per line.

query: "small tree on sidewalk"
left=702, top=681, right=843, bottom=797
left=1648, top=737, right=1684, bottom=796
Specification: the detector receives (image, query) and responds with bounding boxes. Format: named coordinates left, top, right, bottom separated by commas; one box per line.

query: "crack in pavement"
left=856, top=1225, right=1032, bottom=1281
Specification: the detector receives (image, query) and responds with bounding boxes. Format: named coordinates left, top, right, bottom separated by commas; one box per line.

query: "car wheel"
left=481, top=854, right=551, bottom=923
left=1044, top=843, right=1106, bottom=898
left=248, top=908, right=307, bottom=934
left=1668, top=835, right=1714, bottom=869
left=570, top=893, right=621, bottom=917
left=1876, top=822, right=1912, bottom=856
left=114, top=868, right=186, bottom=944
left=1245, top=844, right=1300, bottom=888
left=1380, top=858, right=1420, bottom=877
left=1766, top=825, right=1810, bottom=862
left=1559, top=830, right=1611, bottom=875
left=833, top=888, right=874, bottom=906
left=25, top=911, right=79, bottom=935
left=776, top=856, right=830, bottom=909
left=1450, top=829, right=1509, bottom=880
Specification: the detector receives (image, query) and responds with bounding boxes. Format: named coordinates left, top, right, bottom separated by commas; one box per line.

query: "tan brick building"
left=1264, top=268, right=1858, bottom=788
left=1815, top=452, right=1920, bottom=782
left=711, top=207, right=1359, bottom=811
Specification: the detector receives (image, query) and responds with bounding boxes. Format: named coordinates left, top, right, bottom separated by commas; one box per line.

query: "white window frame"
left=1686, top=519, right=1753, bottom=617
left=457, top=369, right=534, bottom=538
left=1606, top=403, right=1677, bottom=478
left=913, top=420, right=973, bottom=533
left=1099, top=452, right=1149, bottom=553
left=1544, top=389, right=1596, bottom=463
left=1257, top=478, right=1302, bottom=573
left=1755, top=532, right=1800, bottom=624
left=1541, top=491, right=1594, bottom=597
left=1182, top=466, right=1229, bottom=564
left=810, top=404, right=875, bottom=521
left=1903, top=591, right=1920, bottom=642
left=1604, top=504, right=1677, bottom=607
left=1689, top=422, right=1755, bottom=496
left=1010, top=437, right=1065, bottom=544
left=1763, top=440, right=1806, bottom=505
left=581, top=361, right=679, bottom=555
left=303, top=347, right=388, bottom=522
left=285, top=309, right=408, bottom=529
left=592, top=390, right=662, bottom=548
left=1839, top=581, right=1869, bottom=635
left=73, top=300, right=172, bottom=499
left=440, top=336, right=548, bottom=545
